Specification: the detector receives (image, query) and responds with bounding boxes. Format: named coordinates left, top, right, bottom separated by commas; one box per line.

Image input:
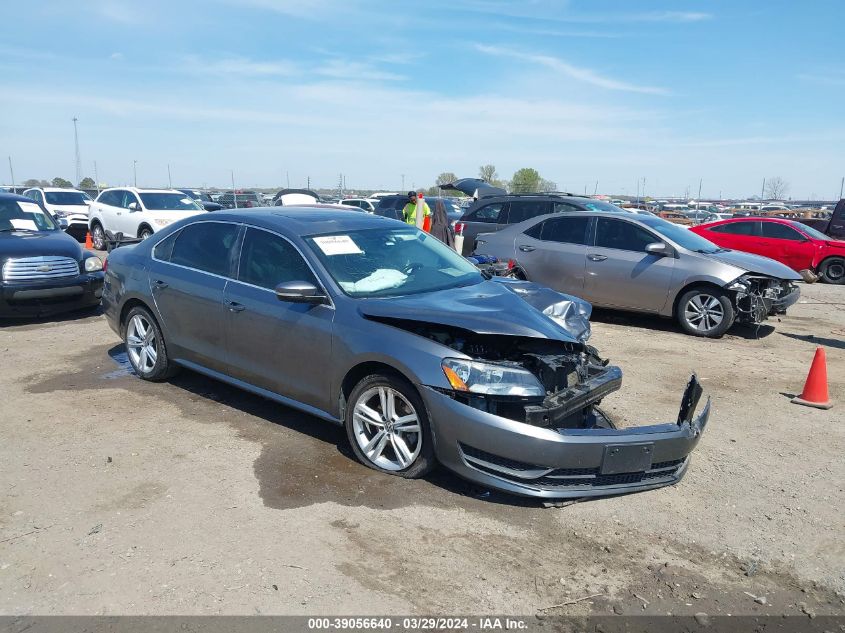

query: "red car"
left=690, top=217, right=845, bottom=284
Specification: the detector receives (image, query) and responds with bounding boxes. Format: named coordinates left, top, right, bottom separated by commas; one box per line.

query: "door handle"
left=225, top=300, right=246, bottom=313
left=153, top=279, right=168, bottom=289
left=518, top=245, right=535, bottom=252
left=587, top=254, right=608, bottom=262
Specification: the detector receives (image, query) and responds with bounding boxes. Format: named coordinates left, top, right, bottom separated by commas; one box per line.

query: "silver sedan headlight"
left=442, top=358, right=545, bottom=397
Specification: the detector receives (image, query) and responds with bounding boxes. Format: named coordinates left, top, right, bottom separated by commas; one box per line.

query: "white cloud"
left=96, top=1, right=143, bottom=24
left=315, top=59, right=406, bottom=82
left=216, top=0, right=337, bottom=18
left=110, top=52, right=124, bottom=60
left=797, top=72, right=845, bottom=87
left=475, top=44, right=669, bottom=95
left=180, top=55, right=300, bottom=77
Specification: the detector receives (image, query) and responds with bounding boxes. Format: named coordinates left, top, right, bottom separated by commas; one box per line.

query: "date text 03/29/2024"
left=307, top=617, right=528, bottom=630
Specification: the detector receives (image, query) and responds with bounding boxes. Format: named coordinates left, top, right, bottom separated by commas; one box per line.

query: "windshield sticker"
left=313, top=235, right=363, bottom=256
left=10, top=219, right=38, bottom=230
left=17, top=201, right=44, bottom=215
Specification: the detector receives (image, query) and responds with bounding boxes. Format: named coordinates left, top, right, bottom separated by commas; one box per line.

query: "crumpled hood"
left=357, top=278, right=592, bottom=343
left=706, top=249, right=802, bottom=280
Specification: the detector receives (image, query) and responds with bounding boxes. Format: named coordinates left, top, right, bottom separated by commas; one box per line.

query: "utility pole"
left=641, top=177, right=646, bottom=201
left=286, top=171, right=290, bottom=188
left=7, top=156, right=14, bottom=187
left=594, top=181, right=598, bottom=195
left=231, top=171, right=237, bottom=208
left=761, top=178, right=766, bottom=201
left=167, top=164, right=172, bottom=188
left=133, top=160, right=137, bottom=187
left=72, top=117, right=82, bottom=186
left=94, top=161, right=100, bottom=194
left=839, top=176, right=843, bottom=200
left=697, top=178, right=702, bottom=205
left=307, top=176, right=311, bottom=190
left=636, top=179, right=640, bottom=205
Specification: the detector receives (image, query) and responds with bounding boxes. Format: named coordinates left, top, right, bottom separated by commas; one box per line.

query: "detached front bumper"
left=0, top=273, right=104, bottom=318
left=421, top=375, right=709, bottom=499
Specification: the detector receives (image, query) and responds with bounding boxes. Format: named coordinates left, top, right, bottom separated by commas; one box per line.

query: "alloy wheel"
left=684, top=293, right=724, bottom=333
left=352, top=386, right=422, bottom=471
left=92, top=225, right=105, bottom=250
left=126, top=314, right=158, bottom=375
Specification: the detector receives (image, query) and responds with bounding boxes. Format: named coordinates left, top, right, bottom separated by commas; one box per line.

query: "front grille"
left=459, top=443, right=687, bottom=490
left=2, top=256, right=79, bottom=281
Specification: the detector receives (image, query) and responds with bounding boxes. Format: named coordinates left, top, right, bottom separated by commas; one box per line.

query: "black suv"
left=456, top=193, right=632, bottom=255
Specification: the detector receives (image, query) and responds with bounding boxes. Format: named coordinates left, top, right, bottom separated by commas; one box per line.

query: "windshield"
left=307, top=227, right=483, bottom=298
left=179, top=190, right=200, bottom=199
left=0, top=199, right=59, bottom=232
left=636, top=215, right=723, bottom=253
left=139, top=193, right=203, bottom=211
left=44, top=191, right=90, bottom=206
left=792, top=221, right=830, bottom=241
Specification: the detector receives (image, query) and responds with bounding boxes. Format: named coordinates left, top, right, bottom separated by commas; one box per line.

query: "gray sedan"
left=476, top=212, right=802, bottom=338
left=102, top=209, right=709, bottom=499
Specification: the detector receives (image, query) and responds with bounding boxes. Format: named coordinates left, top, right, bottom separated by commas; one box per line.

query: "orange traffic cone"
left=791, top=347, right=833, bottom=409
left=85, top=231, right=94, bottom=249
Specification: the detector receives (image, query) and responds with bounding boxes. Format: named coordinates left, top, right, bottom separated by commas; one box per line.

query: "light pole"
left=133, top=160, right=137, bottom=187
left=167, top=164, right=172, bottom=189
left=7, top=156, right=15, bottom=187
left=73, top=117, right=82, bottom=186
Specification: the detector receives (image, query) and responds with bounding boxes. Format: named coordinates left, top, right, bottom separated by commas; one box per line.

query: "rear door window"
left=540, top=216, right=591, bottom=244
left=710, top=221, right=757, bottom=236
left=505, top=200, right=552, bottom=224
left=465, top=202, right=505, bottom=223
left=594, top=218, right=657, bottom=252
left=169, top=222, right=239, bottom=277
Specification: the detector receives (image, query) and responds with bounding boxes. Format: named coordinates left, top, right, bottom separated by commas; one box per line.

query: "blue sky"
left=1, top=0, right=844, bottom=198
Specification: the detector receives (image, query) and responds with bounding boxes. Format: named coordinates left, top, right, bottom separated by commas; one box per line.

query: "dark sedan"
left=101, top=208, right=709, bottom=499
left=0, top=193, right=104, bottom=318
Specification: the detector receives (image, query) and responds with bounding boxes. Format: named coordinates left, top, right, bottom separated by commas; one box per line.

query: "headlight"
left=441, top=358, right=545, bottom=397
left=153, top=219, right=172, bottom=227
left=84, top=257, right=103, bottom=272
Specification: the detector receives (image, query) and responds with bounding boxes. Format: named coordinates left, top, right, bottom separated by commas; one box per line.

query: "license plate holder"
left=601, top=443, right=654, bottom=475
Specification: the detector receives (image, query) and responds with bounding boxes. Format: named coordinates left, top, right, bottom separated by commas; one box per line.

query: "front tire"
left=138, top=226, right=153, bottom=240
left=123, top=306, right=178, bottom=381
left=676, top=287, right=735, bottom=338
left=345, top=374, right=436, bottom=478
left=818, top=257, right=845, bottom=284
left=91, top=223, right=106, bottom=250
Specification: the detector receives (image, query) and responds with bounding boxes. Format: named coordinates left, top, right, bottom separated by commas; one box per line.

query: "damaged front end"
left=727, top=274, right=800, bottom=324
left=365, top=298, right=709, bottom=498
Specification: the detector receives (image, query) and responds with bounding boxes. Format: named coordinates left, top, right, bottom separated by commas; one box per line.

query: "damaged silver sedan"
left=102, top=209, right=709, bottom=499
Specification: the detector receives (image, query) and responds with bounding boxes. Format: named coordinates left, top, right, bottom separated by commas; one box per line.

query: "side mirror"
left=128, top=202, right=139, bottom=211
left=275, top=281, right=327, bottom=304
left=58, top=218, right=69, bottom=229
left=645, top=241, right=673, bottom=257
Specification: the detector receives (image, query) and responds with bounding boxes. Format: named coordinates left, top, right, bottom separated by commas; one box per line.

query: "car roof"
left=101, top=187, right=181, bottom=193
left=40, top=187, right=85, bottom=193
left=0, top=192, right=33, bottom=203
left=188, top=207, right=398, bottom=235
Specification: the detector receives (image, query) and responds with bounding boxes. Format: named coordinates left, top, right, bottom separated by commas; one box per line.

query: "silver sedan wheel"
left=684, top=293, right=724, bottom=332
left=126, top=314, right=158, bottom=375
left=352, top=386, right=422, bottom=472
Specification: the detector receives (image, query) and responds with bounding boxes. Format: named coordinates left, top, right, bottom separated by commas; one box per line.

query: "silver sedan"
left=475, top=211, right=802, bottom=337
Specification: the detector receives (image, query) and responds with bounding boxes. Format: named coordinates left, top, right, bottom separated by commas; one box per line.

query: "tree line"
left=21, top=177, right=97, bottom=189
left=426, top=165, right=557, bottom=196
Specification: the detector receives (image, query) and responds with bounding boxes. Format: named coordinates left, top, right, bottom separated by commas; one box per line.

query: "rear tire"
left=123, top=306, right=178, bottom=381
left=818, top=257, right=845, bottom=284
left=345, top=374, right=436, bottom=478
left=676, top=287, right=735, bottom=338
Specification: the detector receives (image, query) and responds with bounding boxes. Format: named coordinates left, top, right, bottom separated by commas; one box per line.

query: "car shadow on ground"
left=779, top=331, right=845, bottom=350
left=0, top=305, right=102, bottom=329
left=589, top=308, right=775, bottom=340
left=107, top=344, right=548, bottom=508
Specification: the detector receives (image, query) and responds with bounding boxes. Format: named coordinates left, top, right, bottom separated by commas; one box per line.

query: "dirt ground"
left=0, top=281, right=843, bottom=617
